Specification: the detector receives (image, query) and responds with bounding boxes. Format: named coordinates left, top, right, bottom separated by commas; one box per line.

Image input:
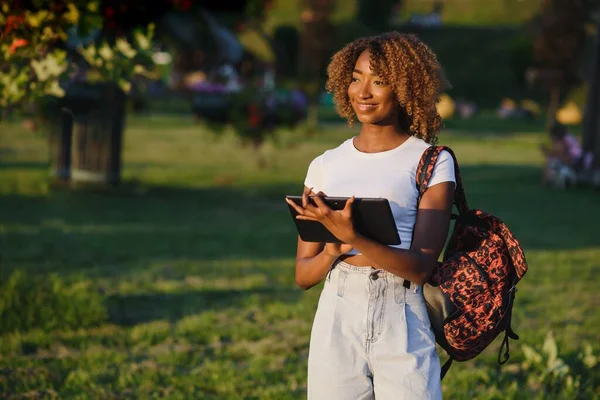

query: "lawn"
left=0, top=115, right=599, bottom=399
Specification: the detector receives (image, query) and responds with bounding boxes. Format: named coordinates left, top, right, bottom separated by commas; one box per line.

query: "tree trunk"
left=546, top=85, right=562, bottom=130
left=581, top=27, right=600, bottom=169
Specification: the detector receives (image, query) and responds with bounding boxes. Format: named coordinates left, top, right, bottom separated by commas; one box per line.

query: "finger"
left=311, top=195, right=331, bottom=213
left=314, top=191, right=327, bottom=197
left=287, top=199, right=320, bottom=219
left=341, top=244, right=354, bottom=252
left=302, top=187, right=313, bottom=208
left=296, top=215, right=319, bottom=222
left=286, top=198, right=306, bottom=215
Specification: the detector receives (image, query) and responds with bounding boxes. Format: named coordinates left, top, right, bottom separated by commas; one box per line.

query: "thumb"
left=343, top=196, right=355, bottom=215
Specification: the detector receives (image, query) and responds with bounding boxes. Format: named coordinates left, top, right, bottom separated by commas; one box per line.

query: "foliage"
left=273, top=25, right=300, bottom=78
left=519, top=331, right=600, bottom=398
left=356, top=0, right=401, bottom=31
left=0, top=1, right=92, bottom=109
left=0, top=0, right=157, bottom=117
left=195, top=84, right=308, bottom=157
left=0, top=270, right=107, bottom=334
left=530, top=0, right=589, bottom=87
left=298, top=0, right=335, bottom=85
left=74, top=23, right=156, bottom=93
left=508, top=31, right=535, bottom=90
left=397, top=0, right=541, bottom=25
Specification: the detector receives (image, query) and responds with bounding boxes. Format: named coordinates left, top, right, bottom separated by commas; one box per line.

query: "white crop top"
left=303, top=135, right=456, bottom=254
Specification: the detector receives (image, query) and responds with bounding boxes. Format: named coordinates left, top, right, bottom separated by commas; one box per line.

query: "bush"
left=356, top=0, right=399, bottom=31
left=273, top=25, right=300, bottom=79
left=0, top=271, right=107, bottom=334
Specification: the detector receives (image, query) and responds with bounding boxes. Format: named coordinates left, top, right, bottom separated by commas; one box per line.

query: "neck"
left=355, top=123, right=410, bottom=153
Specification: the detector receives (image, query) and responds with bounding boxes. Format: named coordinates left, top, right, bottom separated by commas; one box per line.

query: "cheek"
left=377, top=92, right=397, bottom=111
left=347, top=84, right=357, bottom=99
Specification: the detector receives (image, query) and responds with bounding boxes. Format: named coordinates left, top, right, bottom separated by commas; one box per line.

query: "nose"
left=357, top=81, right=372, bottom=100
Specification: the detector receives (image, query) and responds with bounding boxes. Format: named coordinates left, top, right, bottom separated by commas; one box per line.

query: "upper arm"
left=412, top=150, right=456, bottom=261
left=411, top=181, right=455, bottom=262
left=412, top=149, right=456, bottom=259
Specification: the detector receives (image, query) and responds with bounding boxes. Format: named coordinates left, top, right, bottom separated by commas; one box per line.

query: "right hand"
left=302, top=188, right=354, bottom=257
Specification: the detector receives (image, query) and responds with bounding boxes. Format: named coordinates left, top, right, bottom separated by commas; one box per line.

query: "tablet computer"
left=286, top=196, right=401, bottom=245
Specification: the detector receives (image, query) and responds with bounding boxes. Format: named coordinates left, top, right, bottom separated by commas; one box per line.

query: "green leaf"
left=542, top=331, right=558, bottom=365
left=521, top=344, right=543, bottom=367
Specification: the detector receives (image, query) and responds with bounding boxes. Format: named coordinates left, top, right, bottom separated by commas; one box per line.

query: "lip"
left=355, top=103, right=379, bottom=111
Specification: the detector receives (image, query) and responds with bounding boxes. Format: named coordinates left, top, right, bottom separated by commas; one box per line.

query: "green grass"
left=1, top=115, right=599, bottom=398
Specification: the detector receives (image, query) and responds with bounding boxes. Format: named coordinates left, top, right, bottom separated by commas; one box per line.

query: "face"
left=348, top=50, right=399, bottom=126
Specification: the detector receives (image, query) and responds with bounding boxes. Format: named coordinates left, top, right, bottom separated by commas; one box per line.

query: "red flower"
left=4, top=15, right=25, bottom=34
left=248, top=104, right=262, bottom=127
left=180, top=0, right=192, bottom=10
left=9, top=38, right=28, bottom=54
left=104, top=6, right=114, bottom=17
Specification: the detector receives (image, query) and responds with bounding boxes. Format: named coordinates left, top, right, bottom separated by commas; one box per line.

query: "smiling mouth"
left=355, top=103, right=378, bottom=111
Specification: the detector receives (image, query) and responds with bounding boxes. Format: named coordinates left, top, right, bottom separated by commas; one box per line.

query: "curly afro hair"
left=325, top=32, right=450, bottom=144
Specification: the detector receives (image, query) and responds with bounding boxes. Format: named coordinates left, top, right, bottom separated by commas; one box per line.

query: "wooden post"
left=68, top=83, right=127, bottom=186
left=49, top=107, right=74, bottom=182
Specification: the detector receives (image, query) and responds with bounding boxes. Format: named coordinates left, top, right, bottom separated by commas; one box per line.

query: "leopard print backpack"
left=415, top=146, right=528, bottom=379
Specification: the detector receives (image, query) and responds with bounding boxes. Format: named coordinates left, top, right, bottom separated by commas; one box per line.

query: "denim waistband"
left=333, top=259, right=412, bottom=280
left=329, top=260, right=417, bottom=291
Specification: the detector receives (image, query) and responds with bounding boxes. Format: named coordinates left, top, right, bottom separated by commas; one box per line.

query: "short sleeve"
left=427, top=150, right=456, bottom=188
left=303, top=154, right=324, bottom=192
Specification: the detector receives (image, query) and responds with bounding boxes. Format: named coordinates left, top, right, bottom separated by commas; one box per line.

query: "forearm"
left=295, top=250, right=339, bottom=290
left=349, top=234, right=434, bottom=285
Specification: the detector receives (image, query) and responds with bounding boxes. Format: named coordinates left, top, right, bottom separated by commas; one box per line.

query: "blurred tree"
left=273, top=25, right=300, bottom=79
left=357, top=0, right=403, bottom=31
left=529, top=0, right=600, bottom=183
left=299, top=0, right=335, bottom=80
left=580, top=8, right=600, bottom=175
left=299, top=0, right=335, bottom=132
left=528, top=0, right=588, bottom=128
left=98, top=0, right=273, bottom=33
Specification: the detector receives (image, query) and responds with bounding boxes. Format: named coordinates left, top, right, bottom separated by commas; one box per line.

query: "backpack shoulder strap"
left=416, top=145, right=469, bottom=214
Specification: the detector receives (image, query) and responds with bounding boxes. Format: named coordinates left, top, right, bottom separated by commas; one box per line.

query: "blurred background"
left=1, top=0, right=599, bottom=398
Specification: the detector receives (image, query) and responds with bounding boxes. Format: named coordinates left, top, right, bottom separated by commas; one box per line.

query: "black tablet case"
left=286, top=196, right=401, bottom=245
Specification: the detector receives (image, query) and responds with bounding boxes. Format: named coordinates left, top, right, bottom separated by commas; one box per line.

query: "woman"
left=285, top=32, right=455, bottom=399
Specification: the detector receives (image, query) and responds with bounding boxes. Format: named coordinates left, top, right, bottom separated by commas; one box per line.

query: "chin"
left=356, top=115, right=386, bottom=125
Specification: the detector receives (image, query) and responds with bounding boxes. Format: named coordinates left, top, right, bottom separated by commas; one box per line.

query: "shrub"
left=0, top=270, right=107, bottom=334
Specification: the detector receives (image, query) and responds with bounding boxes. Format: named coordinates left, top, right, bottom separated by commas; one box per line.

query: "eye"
left=351, top=77, right=359, bottom=82
left=374, top=80, right=386, bottom=86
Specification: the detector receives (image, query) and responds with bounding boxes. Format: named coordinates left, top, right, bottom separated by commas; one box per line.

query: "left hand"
left=286, top=188, right=358, bottom=245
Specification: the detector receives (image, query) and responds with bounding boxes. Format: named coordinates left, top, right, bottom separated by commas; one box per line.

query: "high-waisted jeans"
left=307, top=260, right=442, bottom=400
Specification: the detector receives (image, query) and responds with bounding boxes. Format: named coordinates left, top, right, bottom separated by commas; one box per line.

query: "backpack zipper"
left=464, top=253, right=492, bottom=288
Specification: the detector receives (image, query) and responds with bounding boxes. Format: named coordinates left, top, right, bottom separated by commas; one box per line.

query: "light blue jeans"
left=307, top=260, right=442, bottom=399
